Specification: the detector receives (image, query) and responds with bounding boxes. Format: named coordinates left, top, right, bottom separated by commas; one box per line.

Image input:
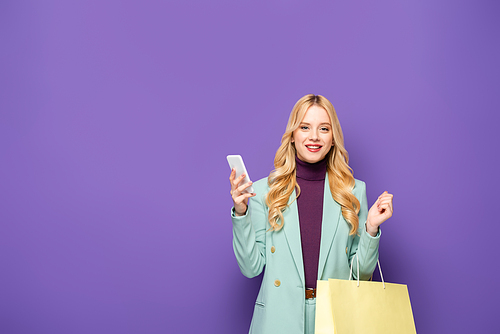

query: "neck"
left=295, top=156, right=327, bottom=181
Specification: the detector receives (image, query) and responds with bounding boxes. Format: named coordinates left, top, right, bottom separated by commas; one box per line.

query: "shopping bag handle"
left=349, top=254, right=385, bottom=289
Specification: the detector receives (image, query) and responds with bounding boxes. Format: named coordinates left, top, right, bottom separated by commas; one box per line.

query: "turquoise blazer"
left=232, top=174, right=380, bottom=334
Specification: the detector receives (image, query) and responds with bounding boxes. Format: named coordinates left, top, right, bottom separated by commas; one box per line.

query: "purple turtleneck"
left=295, top=156, right=327, bottom=289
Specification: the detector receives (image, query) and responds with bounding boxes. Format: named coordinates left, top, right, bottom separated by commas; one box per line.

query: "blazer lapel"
left=282, top=189, right=305, bottom=286
left=317, top=173, right=342, bottom=280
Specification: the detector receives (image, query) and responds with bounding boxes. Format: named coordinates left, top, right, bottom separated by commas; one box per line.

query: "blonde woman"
left=230, top=94, right=394, bottom=334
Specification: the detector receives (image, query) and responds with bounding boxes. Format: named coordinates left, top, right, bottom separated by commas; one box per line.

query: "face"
left=292, top=105, right=334, bottom=163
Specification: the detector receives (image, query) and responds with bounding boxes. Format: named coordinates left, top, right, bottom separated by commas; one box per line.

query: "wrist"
left=366, top=219, right=379, bottom=237
left=233, top=206, right=247, bottom=217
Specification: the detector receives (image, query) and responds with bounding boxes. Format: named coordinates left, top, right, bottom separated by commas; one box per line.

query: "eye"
left=320, top=127, right=330, bottom=132
left=300, top=126, right=309, bottom=130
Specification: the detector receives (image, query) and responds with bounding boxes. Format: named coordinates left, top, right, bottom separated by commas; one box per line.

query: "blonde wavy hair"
left=265, top=94, right=360, bottom=235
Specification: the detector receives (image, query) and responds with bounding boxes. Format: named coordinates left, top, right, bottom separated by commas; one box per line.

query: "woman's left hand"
left=366, top=191, right=394, bottom=237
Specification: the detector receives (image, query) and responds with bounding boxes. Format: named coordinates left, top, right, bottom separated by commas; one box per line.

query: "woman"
left=229, top=94, right=394, bottom=334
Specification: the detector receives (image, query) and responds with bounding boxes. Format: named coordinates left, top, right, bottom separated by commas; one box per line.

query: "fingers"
left=230, top=169, right=256, bottom=216
left=236, top=180, right=253, bottom=194
left=378, top=202, right=393, bottom=215
left=230, top=180, right=253, bottom=195
left=376, top=191, right=393, bottom=216
left=376, top=191, right=393, bottom=205
left=377, top=202, right=393, bottom=216
left=231, top=172, right=247, bottom=190
left=233, top=192, right=256, bottom=206
left=368, top=191, right=394, bottom=228
left=229, top=168, right=236, bottom=182
left=229, top=168, right=242, bottom=185
left=229, top=169, right=246, bottom=184
left=233, top=191, right=256, bottom=216
left=230, top=170, right=253, bottom=196
left=230, top=174, right=255, bottom=202
left=377, top=191, right=392, bottom=201
left=238, top=192, right=256, bottom=201
left=232, top=184, right=255, bottom=210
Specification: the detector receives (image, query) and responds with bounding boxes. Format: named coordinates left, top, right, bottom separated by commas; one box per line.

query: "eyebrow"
left=300, top=122, right=331, bottom=126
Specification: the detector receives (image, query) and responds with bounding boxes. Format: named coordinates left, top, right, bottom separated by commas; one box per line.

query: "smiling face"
left=292, top=105, right=334, bottom=163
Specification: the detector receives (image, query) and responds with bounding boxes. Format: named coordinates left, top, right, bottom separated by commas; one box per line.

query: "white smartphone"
left=227, top=155, right=255, bottom=194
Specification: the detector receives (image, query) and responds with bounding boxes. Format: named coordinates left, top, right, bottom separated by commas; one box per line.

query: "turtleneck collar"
left=295, top=156, right=327, bottom=181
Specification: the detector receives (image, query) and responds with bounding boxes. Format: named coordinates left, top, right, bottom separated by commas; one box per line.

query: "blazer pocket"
left=255, top=301, right=265, bottom=308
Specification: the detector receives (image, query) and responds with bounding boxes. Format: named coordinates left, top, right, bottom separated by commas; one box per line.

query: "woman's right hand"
left=230, top=168, right=256, bottom=216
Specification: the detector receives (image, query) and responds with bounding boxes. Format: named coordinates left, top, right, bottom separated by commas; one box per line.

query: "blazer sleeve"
left=348, top=180, right=381, bottom=280
left=231, top=179, right=268, bottom=278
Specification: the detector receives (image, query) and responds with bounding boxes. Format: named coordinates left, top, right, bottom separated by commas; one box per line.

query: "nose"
left=310, top=129, right=319, bottom=141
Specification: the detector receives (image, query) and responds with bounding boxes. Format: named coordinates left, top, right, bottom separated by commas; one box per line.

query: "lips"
left=305, top=145, right=322, bottom=152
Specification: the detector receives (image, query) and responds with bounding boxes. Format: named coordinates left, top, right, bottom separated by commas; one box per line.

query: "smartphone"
left=227, top=155, right=255, bottom=194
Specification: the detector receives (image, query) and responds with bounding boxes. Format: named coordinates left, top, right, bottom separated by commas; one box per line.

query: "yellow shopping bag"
left=315, top=256, right=416, bottom=334
left=314, top=279, right=335, bottom=333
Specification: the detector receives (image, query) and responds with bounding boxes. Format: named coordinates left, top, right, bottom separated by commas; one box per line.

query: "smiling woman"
left=291, top=105, right=334, bottom=164
left=229, top=94, right=394, bottom=334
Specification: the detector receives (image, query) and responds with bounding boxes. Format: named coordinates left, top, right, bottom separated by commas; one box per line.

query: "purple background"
left=1, top=1, right=499, bottom=333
